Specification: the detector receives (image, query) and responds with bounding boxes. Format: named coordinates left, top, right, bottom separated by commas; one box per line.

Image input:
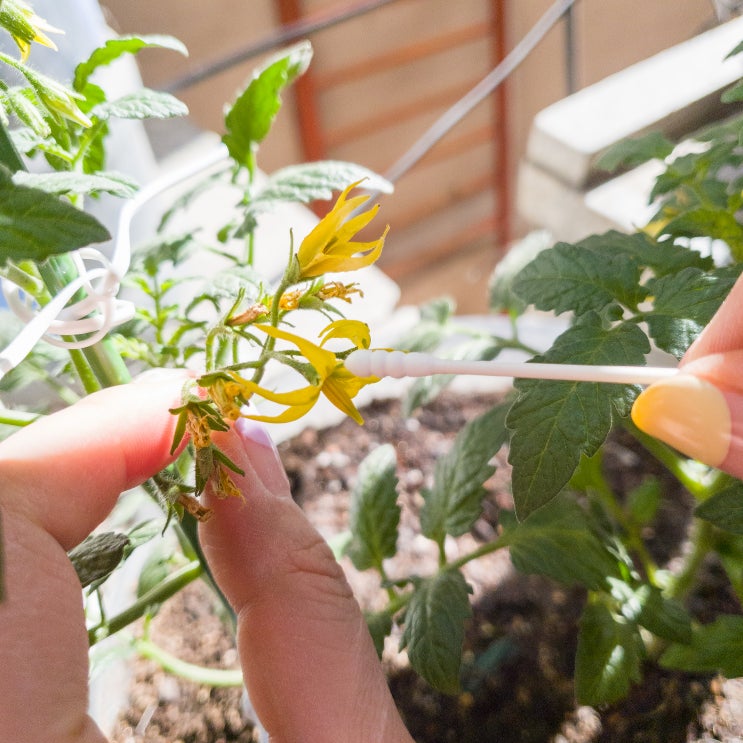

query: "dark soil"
left=111, top=391, right=743, bottom=743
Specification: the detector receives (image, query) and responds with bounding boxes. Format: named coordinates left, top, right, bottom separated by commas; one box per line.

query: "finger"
left=0, top=372, right=188, bottom=743
left=200, top=419, right=412, bottom=743
left=683, top=272, right=743, bottom=362
left=632, top=352, right=743, bottom=479
left=0, top=369, right=188, bottom=549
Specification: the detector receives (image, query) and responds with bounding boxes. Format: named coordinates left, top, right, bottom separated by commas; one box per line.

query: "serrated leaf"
left=597, top=131, right=675, bottom=172
left=74, top=35, right=188, bottom=91
left=400, top=570, right=472, bottom=694
left=500, top=494, right=620, bottom=590
left=223, top=41, right=312, bottom=166
left=506, top=316, right=649, bottom=518
left=661, top=615, right=743, bottom=676
left=575, top=601, right=644, bottom=705
left=0, top=169, right=110, bottom=264
left=644, top=265, right=741, bottom=359
left=512, top=234, right=647, bottom=316
left=347, top=444, right=400, bottom=572
left=13, top=170, right=138, bottom=198
left=489, top=229, right=553, bottom=314
left=695, top=481, right=743, bottom=534
left=420, top=403, right=509, bottom=543
left=91, top=89, right=188, bottom=121
left=658, top=208, right=743, bottom=259
left=238, top=161, right=392, bottom=236
left=259, top=160, right=392, bottom=203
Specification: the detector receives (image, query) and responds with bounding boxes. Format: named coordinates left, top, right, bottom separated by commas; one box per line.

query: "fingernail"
left=631, top=375, right=735, bottom=468
left=233, top=415, right=291, bottom=496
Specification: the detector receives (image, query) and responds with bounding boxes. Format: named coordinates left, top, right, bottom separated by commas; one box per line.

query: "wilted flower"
left=317, top=281, right=364, bottom=303
left=296, top=180, right=388, bottom=278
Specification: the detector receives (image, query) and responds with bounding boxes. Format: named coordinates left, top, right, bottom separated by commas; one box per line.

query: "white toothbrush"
left=344, top=349, right=679, bottom=386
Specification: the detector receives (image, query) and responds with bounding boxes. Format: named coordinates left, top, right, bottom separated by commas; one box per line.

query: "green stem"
left=0, top=407, right=40, bottom=427
left=135, top=638, right=243, bottom=687
left=89, top=560, right=203, bottom=645
left=0, top=261, right=44, bottom=295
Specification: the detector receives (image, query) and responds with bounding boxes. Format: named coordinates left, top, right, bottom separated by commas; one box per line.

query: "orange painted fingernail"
left=631, top=375, right=732, bottom=468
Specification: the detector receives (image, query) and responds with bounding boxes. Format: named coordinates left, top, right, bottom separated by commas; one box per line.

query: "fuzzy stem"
left=88, top=560, right=203, bottom=645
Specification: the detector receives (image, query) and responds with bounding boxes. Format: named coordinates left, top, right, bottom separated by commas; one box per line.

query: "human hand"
left=0, top=371, right=412, bottom=743
left=632, top=272, right=743, bottom=478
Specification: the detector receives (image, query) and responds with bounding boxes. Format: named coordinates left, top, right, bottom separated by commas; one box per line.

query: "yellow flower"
left=239, top=322, right=378, bottom=424
left=0, top=0, right=61, bottom=61
left=296, top=180, right=388, bottom=278
left=319, top=319, right=371, bottom=349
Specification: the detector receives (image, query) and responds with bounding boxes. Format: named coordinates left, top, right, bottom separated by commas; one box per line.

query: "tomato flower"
left=0, top=0, right=61, bottom=61
left=237, top=321, right=378, bottom=424
left=296, top=180, right=388, bottom=278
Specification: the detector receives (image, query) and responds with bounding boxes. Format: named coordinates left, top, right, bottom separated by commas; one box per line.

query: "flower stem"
left=88, top=560, right=203, bottom=645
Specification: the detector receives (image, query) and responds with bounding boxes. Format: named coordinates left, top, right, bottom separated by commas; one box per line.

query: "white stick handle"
left=345, top=349, right=679, bottom=386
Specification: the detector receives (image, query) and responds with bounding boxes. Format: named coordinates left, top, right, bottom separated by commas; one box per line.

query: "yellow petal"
left=319, top=319, right=371, bottom=349
left=255, top=323, right=337, bottom=379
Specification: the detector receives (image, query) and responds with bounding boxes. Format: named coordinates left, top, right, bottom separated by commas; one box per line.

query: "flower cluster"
left=176, top=180, right=387, bottom=500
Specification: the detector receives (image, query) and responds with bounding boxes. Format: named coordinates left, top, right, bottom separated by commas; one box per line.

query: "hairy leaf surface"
left=500, top=495, right=620, bottom=590
left=420, top=403, right=509, bottom=542
left=347, top=444, right=400, bottom=572
left=644, top=265, right=741, bottom=358
left=401, top=570, right=472, bottom=694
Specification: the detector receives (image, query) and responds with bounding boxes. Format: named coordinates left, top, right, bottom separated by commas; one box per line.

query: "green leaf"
left=500, top=494, right=620, bottom=590
left=575, top=601, right=644, bottom=705
left=658, top=207, right=743, bottom=260
left=400, top=569, right=472, bottom=694
left=366, top=610, right=393, bottom=659
left=644, top=265, right=741, bottom=359
left=661, top=615, right=743, bottom=676
left=238, top=161, right=392, bottom=236
left=74, top=34, right=188, bottom=91
left=489, top=229, right=553, bottom=314
left=223, top=41, right=313, bottom=166
left=0, top=168, right=110, bottom=264
left=722, top=79, right=743, bottom=103
left=420, top=403, right=509, bottom=543
left=13, top=170, right=138, bottom=198
left=597, top=131, right=675, bottom=172
left=91, top=89, right=188, bottom=121
left=725, top=39, right=743, bottom=59
left=506, top=315, right=649, bottom=518
left=695, top=481, right=743, bottom=534
left=607, top=578, right=691, bottom=644
left=512, top=233, right=647, bottom=316
left=347, top=444, right=401, bottom=572
left=627, top=477, right=661, bottom=526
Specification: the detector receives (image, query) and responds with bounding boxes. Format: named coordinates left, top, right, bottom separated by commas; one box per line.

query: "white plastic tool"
left=345, top=349, right=679, bottom=386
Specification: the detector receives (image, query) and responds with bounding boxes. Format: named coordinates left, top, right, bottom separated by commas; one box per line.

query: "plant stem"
left=0, top=118, right=25, bottom=172
left=135, top=638, right=243, bottom=687
left=89, top=560, right=203, bottom=645
left=0, top=408, right=39, bottom=427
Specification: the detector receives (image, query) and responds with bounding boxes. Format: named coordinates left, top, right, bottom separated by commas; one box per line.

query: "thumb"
left=199, top=418, right=412, bottom=743
left=631, top=350, right=743, bottom=479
